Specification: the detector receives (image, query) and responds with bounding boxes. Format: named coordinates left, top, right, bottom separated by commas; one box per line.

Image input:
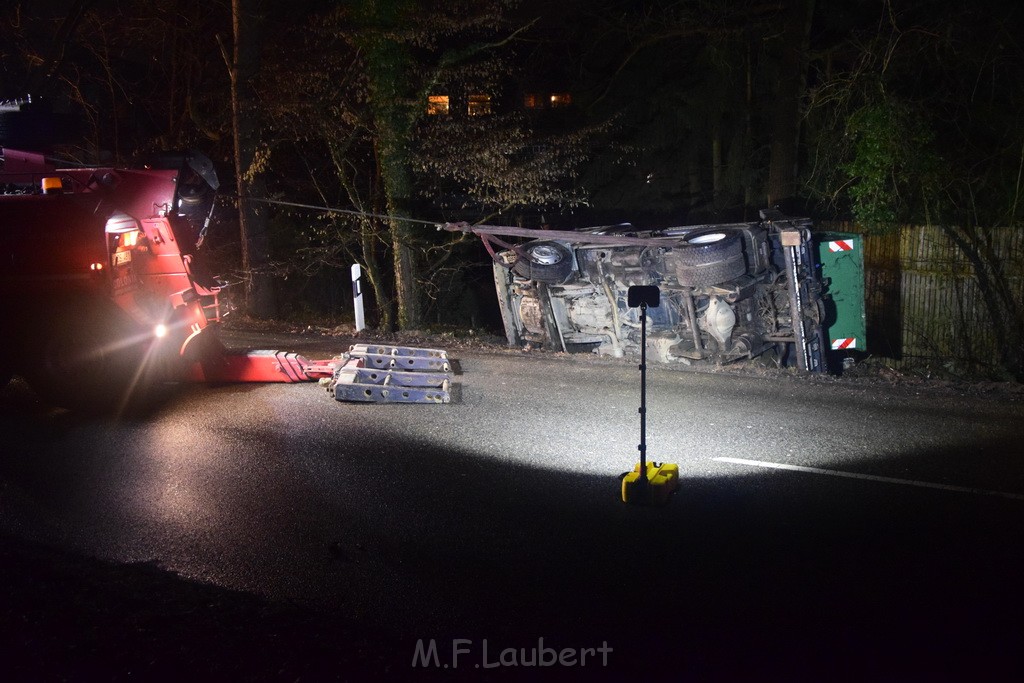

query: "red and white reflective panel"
left=831, top=337, right=857, bottom=350
left=828, top=240, right=854, bottom=252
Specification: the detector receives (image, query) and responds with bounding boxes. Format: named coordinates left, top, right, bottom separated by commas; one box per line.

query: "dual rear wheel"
left=672, top=229, right=747, bottom=287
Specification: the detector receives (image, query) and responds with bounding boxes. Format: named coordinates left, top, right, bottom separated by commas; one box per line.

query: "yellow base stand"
left=621, top=462, right=680, bottom=505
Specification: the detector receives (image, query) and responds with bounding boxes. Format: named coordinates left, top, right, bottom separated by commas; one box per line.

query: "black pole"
left=638, top=300, right=648, bottom=483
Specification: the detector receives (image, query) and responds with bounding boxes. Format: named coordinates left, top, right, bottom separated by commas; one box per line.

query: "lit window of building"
left=523, top=93, right=543, bottom=109
left=427, top=95, right=450, bottom=115
left=468, top=94, right=492, bottom=116
left=550, top=92, right=572, bottom=108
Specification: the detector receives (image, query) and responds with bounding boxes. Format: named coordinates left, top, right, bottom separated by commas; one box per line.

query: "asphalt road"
left=2, top=334, right=1023, bottom=681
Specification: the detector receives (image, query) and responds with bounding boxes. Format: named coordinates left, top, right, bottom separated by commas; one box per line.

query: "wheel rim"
left=528, top=244, right=564, bottom=265
left=687, top=232, right=727, bottom=244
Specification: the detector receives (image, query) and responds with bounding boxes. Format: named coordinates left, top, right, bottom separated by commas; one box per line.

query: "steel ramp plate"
left=342, top=367, right=449, bottom=387
left=348, top=344, right=448, bottom=359
left=329, top=346, right=453, bottom=403
left=331, top=368, right=451, bottom=403
left=347, top=344, right=450, bottom=372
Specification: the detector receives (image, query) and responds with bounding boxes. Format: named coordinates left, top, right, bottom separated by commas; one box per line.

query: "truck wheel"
left=512, top=241, right=576, bottom=284
left=21, top=301, right=151, bottom=413
left=674, top=229, right=746, bottom=287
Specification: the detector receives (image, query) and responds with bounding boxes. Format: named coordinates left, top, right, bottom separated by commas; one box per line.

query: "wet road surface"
left=2, top=338, right=1023, bottom=680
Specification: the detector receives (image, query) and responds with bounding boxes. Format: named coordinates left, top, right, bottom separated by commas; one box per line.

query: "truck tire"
left=21, top=299, right=152, bottom=413
left=512, top=241, right=576, bottom=284
left=674, top=229, right=746, bottom=287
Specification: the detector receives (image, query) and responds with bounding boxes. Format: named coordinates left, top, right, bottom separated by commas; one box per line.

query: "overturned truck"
left=449, top=210, right=849, bottom=372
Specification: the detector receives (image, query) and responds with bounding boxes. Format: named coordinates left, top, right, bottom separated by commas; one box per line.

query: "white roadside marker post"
left=352, top=263, right=366, bottom=332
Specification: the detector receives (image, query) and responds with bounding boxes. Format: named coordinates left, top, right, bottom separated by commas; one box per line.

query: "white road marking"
left=712, top=457, right=1024, bottom=502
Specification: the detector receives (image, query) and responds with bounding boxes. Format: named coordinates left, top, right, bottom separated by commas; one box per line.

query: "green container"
left=816, top=232, right=867, bottom=352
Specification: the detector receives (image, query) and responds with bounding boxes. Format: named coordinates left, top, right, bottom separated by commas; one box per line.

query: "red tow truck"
left=0, top=144, right=451, bottom=411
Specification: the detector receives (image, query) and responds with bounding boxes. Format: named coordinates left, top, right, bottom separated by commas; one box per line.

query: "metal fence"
left=822, top=223, right=1024, bottom=376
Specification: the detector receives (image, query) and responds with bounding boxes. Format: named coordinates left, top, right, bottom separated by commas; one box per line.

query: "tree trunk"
left=744, top=33, right=755, bottom=217
left=230, top=0, right=274, bottom=317
left=360, top=220, right=392, bottom=332
left=377, top=141, right=420, bottom=330
left=360, top=0, right=422, bottom=330
left=765, top=0, right=815, bottom=208
left=687, top=158, right=702, bottom=209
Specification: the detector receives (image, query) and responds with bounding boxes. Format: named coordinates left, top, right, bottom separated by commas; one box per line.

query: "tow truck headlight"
left=154, top=323, right=168, bottom=338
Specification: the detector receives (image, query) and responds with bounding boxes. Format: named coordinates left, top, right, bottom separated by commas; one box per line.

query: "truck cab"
left=0, top=145, right=223, bottom=411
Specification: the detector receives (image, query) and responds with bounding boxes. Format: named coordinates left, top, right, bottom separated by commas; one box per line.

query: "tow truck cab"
left=0, top=147, right=223, bottom=410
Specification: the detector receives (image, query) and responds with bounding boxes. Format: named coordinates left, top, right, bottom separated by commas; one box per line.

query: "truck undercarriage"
left=446, top=211, right=832, bottom=372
